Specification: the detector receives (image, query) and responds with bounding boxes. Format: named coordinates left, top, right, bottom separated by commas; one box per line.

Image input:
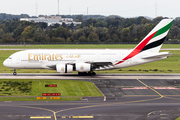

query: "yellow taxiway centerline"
left=136, top=78, right=163, bottom=97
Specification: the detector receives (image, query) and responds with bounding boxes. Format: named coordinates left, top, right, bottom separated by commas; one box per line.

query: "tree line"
left=0, top=15, right=180, bottom=44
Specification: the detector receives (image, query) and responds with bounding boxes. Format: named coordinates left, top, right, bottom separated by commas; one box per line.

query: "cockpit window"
left=8, top=57, right=12, bottom=59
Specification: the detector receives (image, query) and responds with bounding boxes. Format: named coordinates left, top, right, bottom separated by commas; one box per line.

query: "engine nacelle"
left=56, top=64, right=73, bottom=73
left=76, top=63, right=91, bottom=72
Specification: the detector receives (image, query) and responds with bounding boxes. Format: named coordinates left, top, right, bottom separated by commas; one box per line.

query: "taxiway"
left=0, top=74, right=180, bottom=120
left=0, top=73, right=180, bottom=79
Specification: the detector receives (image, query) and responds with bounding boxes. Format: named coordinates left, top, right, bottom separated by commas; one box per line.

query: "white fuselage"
left=3, top=49, right=164, bottom=72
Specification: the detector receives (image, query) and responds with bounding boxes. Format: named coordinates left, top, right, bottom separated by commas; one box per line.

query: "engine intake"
left=56, top=64, right=73, bottom=73
left=76, top=63, right=91, bottom=72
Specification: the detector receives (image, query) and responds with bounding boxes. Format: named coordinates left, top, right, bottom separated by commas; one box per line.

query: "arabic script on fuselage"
left=66, top=55, right=81, bottom=58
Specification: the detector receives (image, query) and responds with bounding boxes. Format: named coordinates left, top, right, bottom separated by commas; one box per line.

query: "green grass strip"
left=0, top=79, right=103, bottom=101
left=175, top=117, right=180, bottom=120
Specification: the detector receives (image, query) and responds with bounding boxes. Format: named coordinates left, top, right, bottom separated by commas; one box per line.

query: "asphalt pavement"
left=0, top=74, right=180, bottom=120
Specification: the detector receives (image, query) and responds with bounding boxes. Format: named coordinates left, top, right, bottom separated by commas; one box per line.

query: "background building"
left=20, top=16, right=81, bottom=26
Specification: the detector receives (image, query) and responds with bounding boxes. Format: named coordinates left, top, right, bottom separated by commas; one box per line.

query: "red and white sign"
left=42, top=93, right=61, bottom=96
left=122, top=87, right=148, bottom=90
left=49, top=84, right=57, bottom=87
left=153, top=87, right=180, bottom=89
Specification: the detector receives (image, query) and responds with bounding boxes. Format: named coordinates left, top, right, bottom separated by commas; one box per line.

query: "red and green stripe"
left=114, top=20, right=173, bottom=66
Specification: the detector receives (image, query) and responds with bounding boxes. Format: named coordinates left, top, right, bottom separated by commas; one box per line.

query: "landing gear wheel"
left=78, top=72, right=82, bottom=76
left=13, top=72, right=17, bottom=75
left=78, top=72, right=87, bottom=76
left=82, top=72, right=88, bottom=76
left=88, top=72, right=96, bottom=76
left=88, top=72, right=92, bottom=76
left=13, top=69, right=17, bottom=75
left=92, top=72, right=96, bottom=75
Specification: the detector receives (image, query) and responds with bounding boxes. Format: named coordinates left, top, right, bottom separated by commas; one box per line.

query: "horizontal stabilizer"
left=141, top=52, right=174, bottom=59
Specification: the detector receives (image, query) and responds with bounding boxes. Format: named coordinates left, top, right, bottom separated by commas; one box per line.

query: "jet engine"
left=56, top=64, right=73, bottom=73
left=75, top=63, right=92, bottom=72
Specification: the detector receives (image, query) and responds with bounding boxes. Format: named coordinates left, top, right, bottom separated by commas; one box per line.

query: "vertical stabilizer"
left=135, top=18, right=173, bottom=53
left=115, top=19, right=173, bottom=65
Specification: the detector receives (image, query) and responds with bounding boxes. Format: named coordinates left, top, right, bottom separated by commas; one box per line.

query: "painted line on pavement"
left=136, top=78, right=163, bottom=97
left=30, top=116, right=51, bottom=119
left=72, top=116, right=94, bottom=118
left=122, top=87, right=148, bottom=90
left=153, top=87, right=180, bottom=89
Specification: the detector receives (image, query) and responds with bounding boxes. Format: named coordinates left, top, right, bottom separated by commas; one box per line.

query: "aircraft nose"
left=3, top=59, right=11, bottom=67
left=3, top=59, right=8, bottom=67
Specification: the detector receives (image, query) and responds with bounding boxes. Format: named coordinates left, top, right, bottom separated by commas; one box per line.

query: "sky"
left=1, top=0, right=180, bottom=18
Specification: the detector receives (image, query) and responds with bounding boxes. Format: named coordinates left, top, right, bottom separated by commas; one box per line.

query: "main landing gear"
left=78, top=72, right=96, bottom=76
left=13, top=69, right=17, bottom=75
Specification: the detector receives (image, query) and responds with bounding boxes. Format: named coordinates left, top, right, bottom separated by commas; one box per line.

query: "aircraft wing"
left=85, top=60, right=115, bottom=70
left=88, top=61, right=113, bottom=67
left=141, top=52, right=174, bottom=59
left=46, top=60, right=115, bottom=70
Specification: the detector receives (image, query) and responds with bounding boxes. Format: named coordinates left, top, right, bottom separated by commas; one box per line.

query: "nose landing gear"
left=13, top=69, right=17, bottom=75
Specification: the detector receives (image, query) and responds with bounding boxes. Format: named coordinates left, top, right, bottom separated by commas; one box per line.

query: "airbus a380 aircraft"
left=3, top=19, right=174, bottom=76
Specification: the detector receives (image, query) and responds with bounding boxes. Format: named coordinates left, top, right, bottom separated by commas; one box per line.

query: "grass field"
left=176, top=117, right=180, bottom=120
left=0, top=44, right=180, bottom=49
left=0, top=49, right=180, bottom=73
left=0, top=79, right=102, bottom=101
